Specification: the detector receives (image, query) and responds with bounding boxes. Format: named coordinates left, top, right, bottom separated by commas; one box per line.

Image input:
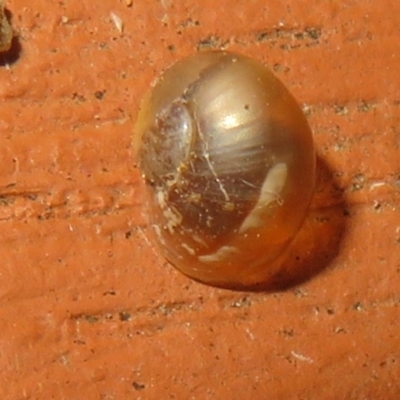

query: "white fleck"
left=59, top=354, right=70, bottom=366
left=198, top=246, right=238, bottom=263
left=110, top=12, right=123, bottom=33
left=239, top=162, right=287, bottom=233
left=372, top=200, right=381, bottom=210
left=291, top=351, right=314, bottom=363
left=222, top=202, right=235, bottom=212
left=163, top=207, right=182, bottom=234
left=181, top=243, right=196, bottom=255
left=156, top=190, right=166, bottom=208
left=241, top=179, right=257, bottom=189
left=192, top=234, right=207, bottom=246
left=153, top=224, right=162, bottom=238
left=369, top=181, right=386, bottom=191
left=245, top=328, right=255, bottom=340
left=138, top=226, right=154, bottom=247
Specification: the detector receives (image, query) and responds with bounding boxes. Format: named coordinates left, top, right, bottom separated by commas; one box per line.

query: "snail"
left=133, top=51, right=315, bottom=289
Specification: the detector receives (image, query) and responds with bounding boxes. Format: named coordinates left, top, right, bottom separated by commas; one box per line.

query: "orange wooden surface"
left=0, top=0, right=399, bottom=398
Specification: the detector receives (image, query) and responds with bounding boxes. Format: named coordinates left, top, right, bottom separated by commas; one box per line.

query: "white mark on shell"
left=239, top=162, right=288, bottom=233
left=156, top=190, right=166, bottom=208
left=181, top=243, right=196, bottom=255
left=163, top=207, right=182, bottom=234
left=198, top=245, right=239, bottom=263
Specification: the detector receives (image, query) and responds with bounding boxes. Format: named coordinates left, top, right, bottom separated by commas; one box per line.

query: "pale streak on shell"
left=163, top=207, right=183, bottom=234
left=198, top=163, right=287, bottom=264
left=156, top=189, right=166, bottom=208
left=198, top=245, right=239, bottom=263
left=181, top=243, right=196, bottom=255
left=239, top=162, right=288, bottom=233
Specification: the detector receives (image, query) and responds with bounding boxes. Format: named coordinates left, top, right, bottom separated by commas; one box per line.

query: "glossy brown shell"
left=134, top=51, right=315, bottom=289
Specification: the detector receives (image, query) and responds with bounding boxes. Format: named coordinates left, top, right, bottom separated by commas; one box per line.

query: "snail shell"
left=134, top=51, right=315, bottom=289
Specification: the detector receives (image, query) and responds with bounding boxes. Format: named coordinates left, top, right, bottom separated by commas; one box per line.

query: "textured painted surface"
left=0, top=0, right=399, bottom=399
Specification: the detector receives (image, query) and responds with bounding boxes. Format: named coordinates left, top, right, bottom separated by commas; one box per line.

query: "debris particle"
left=291, top=351, right=314, bottom=363
left=369, top=181, right=386, bottom=191
left=132, top=382, right=145, bottom=391
left=125, top=0, right=133, bottom=6
left=94, top=90, right=106, bottom=100
left=119, top=311, right=131, bottom=321
left=110, top=12, right=123, bottom=34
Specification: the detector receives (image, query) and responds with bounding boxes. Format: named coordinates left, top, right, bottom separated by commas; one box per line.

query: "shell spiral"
left=134, top=51, right=315, bottom=289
